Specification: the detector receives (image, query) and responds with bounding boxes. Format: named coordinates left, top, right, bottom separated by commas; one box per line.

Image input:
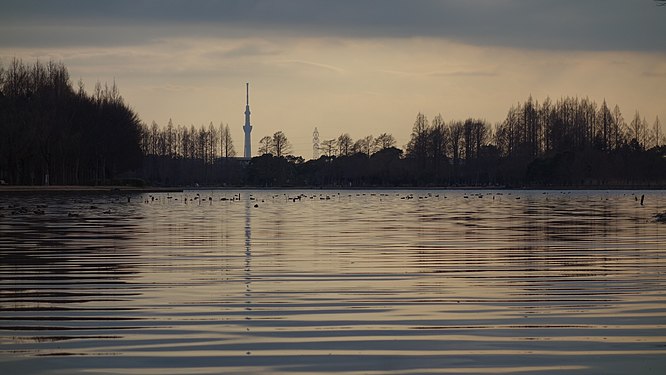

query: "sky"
left=1, top=0, right=665, bottom=158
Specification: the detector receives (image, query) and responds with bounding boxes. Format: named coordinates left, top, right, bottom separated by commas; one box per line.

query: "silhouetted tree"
left=653, top=116, right=662, bottom=148
left=0, top=58, right=142, bottom=185
left=406, top=112, right=429, bottom=168
left=320, top=139, right=336, bottom=157
left=354, top=135, right=374, bottom=156
left=630, top=110, right=647, bottom=148
left=448, top=121, right=464, bottom=167
left=337, top=133, right=353, bottom=156
left=220, top=123, right=236, bottom=158
left=374, top=133, right=396, bottom=150
left=258, top=136, right=272, bottom=155
left=611, top=104, right=626, bottom=150
left=272, top=131, right=292, bottom=157
left=429, top=114, right=448, bottom=181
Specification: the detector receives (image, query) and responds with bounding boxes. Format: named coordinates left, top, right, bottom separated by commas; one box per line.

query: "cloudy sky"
left=2, top=0, right=665, bottom=157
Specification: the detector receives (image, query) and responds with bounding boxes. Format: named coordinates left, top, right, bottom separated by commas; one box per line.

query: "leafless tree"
left=320, top=139, right=336, bottom=157
left=406, top=112, right=429, bottom=167
left=448, top=121, right=464, bottom=166
left=653, top=116, right=662, bottom=147
left=630, top=110, right=647, bottom=147
left=374, top=133, right=396, bottom=150
left=337, top=133, right=353, bottom=156
left=353, top=135, right=374, bottom=156
left=220, top=123, right=236, bottom=158
left=258, top=136, right=272, bottom=155
left=272, top=131, right=292, bottom=157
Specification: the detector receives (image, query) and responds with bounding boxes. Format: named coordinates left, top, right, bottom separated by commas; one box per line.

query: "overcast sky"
left=2, top=0, right=665, bottom=157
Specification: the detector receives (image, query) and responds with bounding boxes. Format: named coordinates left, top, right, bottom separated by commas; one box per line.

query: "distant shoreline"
left=0, top=186, right=183, bottom=194
left=1, top=185, right=663, bottom=193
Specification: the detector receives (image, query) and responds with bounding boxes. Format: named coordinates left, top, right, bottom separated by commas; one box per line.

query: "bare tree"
left=374, top=133, right=396, bottom=150
left=448, top=121, right=464, bottom=166
left=429, top=114, right=448, bottom=174
left=166, top=119, right=175, bottom=157
left=208, top=122, right=219, bottom=162
left=630, top=110, right=646, bottom=148
left=337, top=133, right=353, bottom=156
left=652, top=116, right=662, bottom=148
left=406, top=112, right=429, bottom=167
left=220, top=123, right=236, bottom=158
left=320, top=139, right=336, bottom=157
left=353, top=135, right=374, bottom=156
left=272, top=131, right=292, bottom=157
left=612, top=104, right=626, bottom=150
left=258, top=136, right=272, bottom=155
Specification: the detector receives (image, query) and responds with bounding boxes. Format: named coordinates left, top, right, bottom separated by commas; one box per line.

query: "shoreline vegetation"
left=0, top=185, right=183, bottom=193
left=1, top=58, right=665, bottom=189
left=0, top=184, right=664, bottom=194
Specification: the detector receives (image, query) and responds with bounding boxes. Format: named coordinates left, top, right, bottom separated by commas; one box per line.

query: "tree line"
left=146, top=94, right=664, bottom=187
left=139, top=120, right=243, bottom=186
left=2, top=58, right=664, bottom=187
left=0, top=58, right=143, bottom=185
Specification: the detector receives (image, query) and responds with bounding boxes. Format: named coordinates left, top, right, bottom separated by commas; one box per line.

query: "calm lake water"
left=1, top=189, right=665, bottom=374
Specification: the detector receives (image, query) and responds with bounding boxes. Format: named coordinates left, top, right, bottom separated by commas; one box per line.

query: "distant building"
left=313, top=127, right=320, bottom=160
left=243, top=83, right=252, bottom=159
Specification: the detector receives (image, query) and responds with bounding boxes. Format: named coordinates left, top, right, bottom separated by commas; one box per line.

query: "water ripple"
left=1, top=190, right=665, bottom=374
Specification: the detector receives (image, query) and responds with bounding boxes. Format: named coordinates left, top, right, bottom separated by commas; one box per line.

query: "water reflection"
left=1, top=190, right=665, bottom=374
left=244, top=195, right=253, bottom=354
left=0, top=193, right=145, bottom=360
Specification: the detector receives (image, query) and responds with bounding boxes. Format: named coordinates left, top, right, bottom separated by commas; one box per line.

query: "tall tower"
left=243, top=83, right=252, bottom=159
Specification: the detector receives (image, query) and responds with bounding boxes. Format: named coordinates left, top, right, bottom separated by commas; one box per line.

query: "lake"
left=1, top=189, right=665, bottom=374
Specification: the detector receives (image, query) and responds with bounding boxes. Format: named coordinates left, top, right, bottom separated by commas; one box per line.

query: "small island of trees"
left=1, top=58, right=664, bottom=188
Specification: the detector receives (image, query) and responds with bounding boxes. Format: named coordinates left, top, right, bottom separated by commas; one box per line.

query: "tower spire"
left=243, top=82, right=252, bottom=159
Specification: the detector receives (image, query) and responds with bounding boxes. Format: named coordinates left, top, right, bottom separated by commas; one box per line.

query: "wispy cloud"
left=205, top=42, right=282, bottom=60
left=642, top=62, right=666, bottom=77
left=276, top=59, right=345, bottom=75
left=380, top=66, right=498, bottom=78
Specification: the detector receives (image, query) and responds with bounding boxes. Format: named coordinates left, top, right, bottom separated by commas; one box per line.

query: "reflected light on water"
left=1, top=190, right=665, bottom=374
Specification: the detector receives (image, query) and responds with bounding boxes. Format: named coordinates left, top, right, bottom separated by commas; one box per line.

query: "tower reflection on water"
left=243, top=196, right=253, bottom=345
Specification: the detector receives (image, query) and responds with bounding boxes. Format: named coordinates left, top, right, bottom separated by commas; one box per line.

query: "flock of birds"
left=142, top=191, right=497, bottom=206
left=1, top=191, right=665, bottom=222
